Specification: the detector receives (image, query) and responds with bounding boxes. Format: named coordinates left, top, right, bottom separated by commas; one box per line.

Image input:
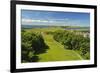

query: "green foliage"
left=53, top=30, right=90, bottom=60
left=53, top=30, right=65, bottom=42
left=21, top=27, right=90, bottom=62
left=79, top=37, right=90, bottom=59
left=21, top=30, right=48, bottom=63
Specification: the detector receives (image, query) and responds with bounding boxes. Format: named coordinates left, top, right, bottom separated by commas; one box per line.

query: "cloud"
left=22, top=19, right=52, bottom=23
left=22, top=18, right=68, bottom=23
left=21, top=18, right=70, bottom=26
left=21, top=18, right=89, bottom=26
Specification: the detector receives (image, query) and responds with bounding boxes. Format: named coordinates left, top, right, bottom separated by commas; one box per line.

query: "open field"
left=38, top=34, right=83, bottom=62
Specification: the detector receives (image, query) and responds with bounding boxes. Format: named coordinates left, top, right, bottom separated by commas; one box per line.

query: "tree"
left=21, top=30, right=49, bottom=63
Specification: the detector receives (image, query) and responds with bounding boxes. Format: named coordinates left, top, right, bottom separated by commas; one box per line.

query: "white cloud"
left=22, top=19, right=52, bottom=23
left=22, top=18, right=68, bottom=23
left=21, top=18, right=88, bottom=26
left=21, top=18, right=69, bottom=26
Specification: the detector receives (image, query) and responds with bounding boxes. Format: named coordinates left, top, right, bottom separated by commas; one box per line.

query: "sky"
left=21, top=10, right=90, bottom=27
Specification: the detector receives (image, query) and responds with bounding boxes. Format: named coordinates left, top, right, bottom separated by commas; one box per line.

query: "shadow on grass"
left=34, top=45, right=49, bottom=55
left=30, top=55, right=40, bottom=62
left=21, top=44, right=49, bottom=63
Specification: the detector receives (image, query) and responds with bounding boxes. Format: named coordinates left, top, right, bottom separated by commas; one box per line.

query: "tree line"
left=53, top=30, right=90, bottom=59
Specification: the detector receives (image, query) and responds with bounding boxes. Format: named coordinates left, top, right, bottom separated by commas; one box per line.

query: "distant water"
left=22, top=25, right=90, bottom=30
left=21, top=25, right=51, bottom=29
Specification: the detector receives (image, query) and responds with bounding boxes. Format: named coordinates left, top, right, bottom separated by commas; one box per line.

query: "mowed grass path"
left=38, top=33, right=83, bottom=62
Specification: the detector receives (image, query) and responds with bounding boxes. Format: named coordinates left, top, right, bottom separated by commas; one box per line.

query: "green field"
left=38, top=34, right=83, bottom=62
left=22, top=27, right=85, bottom=62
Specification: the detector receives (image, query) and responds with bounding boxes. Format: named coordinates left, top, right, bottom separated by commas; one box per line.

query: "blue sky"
left=21, top=10, right=90, bottom=27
